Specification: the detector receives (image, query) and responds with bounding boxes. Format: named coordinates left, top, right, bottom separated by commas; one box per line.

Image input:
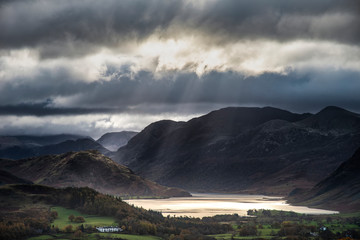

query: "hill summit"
left=0, top=150, right=190, bottom=197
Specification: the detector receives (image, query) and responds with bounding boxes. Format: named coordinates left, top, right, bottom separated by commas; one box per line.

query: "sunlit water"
left=124, top=193, right=338, bottom=218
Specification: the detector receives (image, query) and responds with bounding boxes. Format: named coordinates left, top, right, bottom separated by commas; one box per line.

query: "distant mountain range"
left=288, top=146, right=360, bottom=211
left=113, top=106, right=360, bottom=195
left=1, top=105, right=359, bottom=206
left=0, top=137, right=110, bottom=160
left=0, top=150, right=190, bottom=197
left=97, top=131, right=138, bottom=151
left=0, top=134, right=86, bottom=149
left=0, top=131, right=138, bottom=160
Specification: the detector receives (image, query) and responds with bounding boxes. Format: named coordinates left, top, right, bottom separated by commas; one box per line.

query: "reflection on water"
left=124, top=193, right=338, bottom=218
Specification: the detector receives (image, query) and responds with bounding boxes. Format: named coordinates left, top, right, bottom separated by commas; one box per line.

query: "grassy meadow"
left=28, top=233, right=162, bottom=240
left=51, top=206, right=117, bottom=229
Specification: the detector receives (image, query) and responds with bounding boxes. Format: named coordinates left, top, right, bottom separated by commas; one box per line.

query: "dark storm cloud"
left=0, top=0, right=182, bottom=57
left=0, top=0, right=359, bottom=58
left=65, top=68, right=360, bottom=113
left=1, top=66, right=360, bottom=115
left=0, top=66, right=91, bottom=105
left=188, top=0, right=360, bottom=44
left=0, top=102, right=129, bottom=116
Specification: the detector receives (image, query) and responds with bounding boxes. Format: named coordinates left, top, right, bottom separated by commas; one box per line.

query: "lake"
left=124, top=193, right=338, bottom=218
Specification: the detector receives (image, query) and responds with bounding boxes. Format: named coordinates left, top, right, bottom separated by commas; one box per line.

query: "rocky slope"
left=113, top=106, right=360, bottom=195
left=0, top=150, right=190, bottom=197
left=288, top=146, right=360, bottom=212
left=97, top=131, right=138, bottom=151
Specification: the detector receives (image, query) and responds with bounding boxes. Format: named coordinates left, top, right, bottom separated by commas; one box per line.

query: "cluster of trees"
left=0, top=222, right=32, bottom=239
left=278, top=221, right=316, bottom=237
left=0, top=214, right=50, bottom=239
left=68, top=214, right=85, bottom=223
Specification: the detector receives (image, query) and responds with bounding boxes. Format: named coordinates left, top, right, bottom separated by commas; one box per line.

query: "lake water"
left=124, top=193, right=338, bottom=218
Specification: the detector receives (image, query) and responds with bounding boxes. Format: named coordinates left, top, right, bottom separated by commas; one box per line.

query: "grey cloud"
left=0, top=66, right=91, bottom=105
left=182, top=0, right=360, bottom=45
left=0, top=0, right=181, bottom=57
left=77, top=69, right=360, bottom=113
left=0, top=102, right=128, bottom=116
left=1, top=65, right=360, bottom=115
left=0, top=0, right=359, bottom=58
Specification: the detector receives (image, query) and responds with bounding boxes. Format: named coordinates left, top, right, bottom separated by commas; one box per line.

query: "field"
left=51, top=206, right=117, bottom=229
left=23, top=204, right=360, bottom=240
left=208, top=210, right=360, bottom=240
left=209, top=234, right=278, bottom=240
left=89, top=233, right=162, bottom=240
left=28, top=233, right=162, bottom=240
left=26, top=206, right=162, bottom=240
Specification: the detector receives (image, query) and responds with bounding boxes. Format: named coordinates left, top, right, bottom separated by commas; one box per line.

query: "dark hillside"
left=288, top=146, right=360, bottom=212
left=114, top=106, right=360, bottom=195
left=1, top=150, right=190, bottom=197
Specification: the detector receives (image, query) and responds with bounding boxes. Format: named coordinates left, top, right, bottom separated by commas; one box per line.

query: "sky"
left=0, top=0, right=359, bottom=138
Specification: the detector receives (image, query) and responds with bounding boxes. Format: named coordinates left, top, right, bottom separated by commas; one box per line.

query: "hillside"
left=0, top=169, right=32, bottom=185
left=97, top=131, right=138, bottom=151
left=114, top=106, right=360, bottom=195
left=0, top=138, right=110, bottom=160
left=0, top=184, right=229, bottom=240
left=0, top=150, right=190, bottom=197
left=288, top=146, right=360, bottom=212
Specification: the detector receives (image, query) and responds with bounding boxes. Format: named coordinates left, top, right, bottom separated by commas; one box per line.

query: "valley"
left=0, top=106, right=360, bottom=239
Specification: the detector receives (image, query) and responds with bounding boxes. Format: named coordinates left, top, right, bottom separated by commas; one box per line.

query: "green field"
left=208, top=233, right=280, bottom=240
left=28, top=236, right=55, bottom=240
left=51, top=206, right=117, bottom=229
left=28, top=233, right=162, bottom=240
left=89, top=233, right=162, bottom=240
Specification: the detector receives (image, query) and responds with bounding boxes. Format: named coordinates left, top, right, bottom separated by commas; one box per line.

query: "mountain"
left=0, top=134, right=87, bottom=149
left=298, top=106, right=360, bottom=134
left=113, top=106, right=360, bottom=195
left=0, top=150, right=190, bottom=197
left=0, top=138, right=110, bottom=160
left=288, top=146, right=360, bottom=212
left=97, top=131, right=138, bottom=151
left=0, top=169, right=32, bottom=185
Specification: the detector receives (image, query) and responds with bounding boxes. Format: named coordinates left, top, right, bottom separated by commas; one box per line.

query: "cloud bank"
left=0, top=0, right=359, bottom=136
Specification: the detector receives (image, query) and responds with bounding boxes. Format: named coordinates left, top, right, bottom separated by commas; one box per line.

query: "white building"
left=96, top=226, right=123, bottom=232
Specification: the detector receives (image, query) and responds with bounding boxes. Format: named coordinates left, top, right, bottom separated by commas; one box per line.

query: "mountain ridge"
left=114, top=106, right=360, bottom=195
left=0, top=138, right=110, bottom=160
left=0, top=150, right=190, bottom=197
left=97, top=131, right=138, bottom=151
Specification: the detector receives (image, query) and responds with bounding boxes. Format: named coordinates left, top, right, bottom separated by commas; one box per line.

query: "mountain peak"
left=318, top=106, right=356, bottom=116
left=298, top=106, right=360, bottom=133
left=97, top=131, right=138, bottom=151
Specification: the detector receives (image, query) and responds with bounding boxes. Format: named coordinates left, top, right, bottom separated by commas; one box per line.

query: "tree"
left=64, top=225, right=73, bottom=233
left=73, top=230, right=85, bottom=239
left=74, top=216, right=85, bottom=223
left=50, top=211, right=58, bottom=220
left=239, top=224, right=257, bottom=236
left=68, top=214, right=75, bottom=222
